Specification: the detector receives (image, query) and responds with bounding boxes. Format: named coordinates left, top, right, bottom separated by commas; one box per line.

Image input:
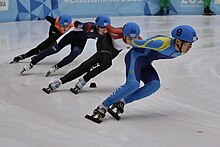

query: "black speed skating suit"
left=60, top=32, right=121, bottom=84
left=19, top=16, right=73, bottom=59
left=29, top=22, right=100, bottom=69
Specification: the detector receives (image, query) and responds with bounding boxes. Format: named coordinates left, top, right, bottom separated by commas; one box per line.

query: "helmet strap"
left=176, top=39, right=183, bottom=53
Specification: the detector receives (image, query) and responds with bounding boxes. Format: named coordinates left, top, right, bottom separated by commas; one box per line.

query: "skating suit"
left=25, top=16, right=74, bottom=58
left=30, top=22, right=100, bottom=68
left=102, top=35, right=183, bottom=107
left=60, top=25, right=133, bottom=84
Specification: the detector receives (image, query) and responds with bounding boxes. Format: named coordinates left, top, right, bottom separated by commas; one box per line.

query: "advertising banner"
left=0, top=0, right=220, bottom=22
left=0, top=0, right=8, bottom=11
left=59, top=0, right=145, bottom=17
left=174, top=0, right=204, bottom=14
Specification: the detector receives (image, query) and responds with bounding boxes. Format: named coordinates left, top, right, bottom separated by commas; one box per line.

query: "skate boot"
left=45, top=65, right=59, bottom=77
left=204, top=7, right=214, bottom=15
left=70, top=78, right=86, bottom=94
left=42, top=80, right=62, bottom=94
left=10, top=54, right=25, bottom=64
left=93, top=106, right=107, bottom=119
left=85, top=106, right=107, bottom=123
left=20, top=63, right=33, bottom=74
left=107, top=100, right=125, bottom=120
left=159, top=9, right=164, bottom=15
left=208, top=8, right=215, bottom=15
left=110, top=101, right=125, bottom=114
left=166, top=9, right=170, bottom=15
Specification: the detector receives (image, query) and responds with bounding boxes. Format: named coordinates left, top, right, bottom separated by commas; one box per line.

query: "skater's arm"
left=82, top=22, right=96, bottom=32
left=106, top=25, right=123, bottom=39
left=130, top=36, right=172, bottom=51
left=74, top=21, right=97, bottom=33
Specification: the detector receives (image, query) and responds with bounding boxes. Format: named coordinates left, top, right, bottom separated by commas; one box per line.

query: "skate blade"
left=20, top=69, right=25, bottom=74
left=203, top=13, right=216, bottom=16
left=45, top=71, right=51, bottom=77
left=70, top=87, right=79, bottom=94
left=85, top=114, right=102, bottom=124
left=42, top=87, right=52, bottom=94
left=10, top=61, right=16, bottom=64
left=107, top=108, right=121, bottom=120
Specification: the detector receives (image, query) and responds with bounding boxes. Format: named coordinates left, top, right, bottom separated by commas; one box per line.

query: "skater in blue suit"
left=87, top=25, right=198, bottom=123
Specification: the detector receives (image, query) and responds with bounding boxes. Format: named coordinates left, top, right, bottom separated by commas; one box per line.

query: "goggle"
left=130, top=34, right=137, bottom=38
left=125, top=35, right=137, bottom=39
left=98, top=26, right=107, bottom=29
left=61, top=22, right=69, bottom=27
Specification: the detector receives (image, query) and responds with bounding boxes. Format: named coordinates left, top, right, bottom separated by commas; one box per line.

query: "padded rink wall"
left=0, top=0, right=220, bottom=22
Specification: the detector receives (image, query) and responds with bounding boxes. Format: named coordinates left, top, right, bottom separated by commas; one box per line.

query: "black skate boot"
left=159, top=9, right=164, bottom=15
left=111, top=101, right=125, bottom=114
left=166, top=9, right=170, bottom=15
left=204, top=7, right=215, bottom=15
left=10, top=54, right=25, bottom=64
left=107, top=101, right=125, bottom=120
left=85, top=106, right=107, bottom=124
left=208, top=7, right=215, bottom=15
left=206, top=7, right=214, bottom=14
left=204, top=7, right=209, bottom=15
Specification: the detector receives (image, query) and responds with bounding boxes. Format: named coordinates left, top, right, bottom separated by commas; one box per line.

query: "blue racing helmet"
left=171, top=25, right=198, bottom=42
left=59, top=14, right=72, bottom=27
left=95, top=15, right=111, bottom=28
left=122, top=22, right=140, bottom=38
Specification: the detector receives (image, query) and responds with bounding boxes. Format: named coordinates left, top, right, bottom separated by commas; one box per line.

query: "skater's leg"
left=60, top=53, right=99, bottom=84
left=25, top=36, right=57, bottom=58
left=102, top=49, right=142, bottom=108
left=56, top=46, right=84, bottom=69
left=124, top=64, right=160, bottom=104
left=45, top=53, right=99, bottom=93
left=83, top=33, right=117, bottom=82
left=12, top=33, right=58, bottom=62
left=30, top=43, right=60, bottom=65
left=31, top=31, right=73, bottom=65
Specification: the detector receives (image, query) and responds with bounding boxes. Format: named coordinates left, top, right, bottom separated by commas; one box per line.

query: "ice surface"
left=0, top=15, right=220, bottom=147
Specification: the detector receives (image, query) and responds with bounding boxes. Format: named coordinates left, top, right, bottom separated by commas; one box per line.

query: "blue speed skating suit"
left=102, top=35, right=184, bottom=107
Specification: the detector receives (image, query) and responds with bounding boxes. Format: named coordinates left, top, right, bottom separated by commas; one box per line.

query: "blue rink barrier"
left=0, top=0, right=220, bottom=22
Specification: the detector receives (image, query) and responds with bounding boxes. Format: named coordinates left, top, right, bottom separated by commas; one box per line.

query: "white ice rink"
left=0, top=15, right=220, bottom=147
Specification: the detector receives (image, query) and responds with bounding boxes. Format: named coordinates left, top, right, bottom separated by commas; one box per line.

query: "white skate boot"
left=20, top=63, right=33, bottom=74
left=42, top=80, right=62, bottom=94
left=45, top=65, right=59, bottom=77
left=70, top=78, right=86, bottom=94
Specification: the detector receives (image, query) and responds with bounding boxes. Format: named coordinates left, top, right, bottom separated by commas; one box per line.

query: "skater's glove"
left=46, top=16, right=55, bottom=24
left=74, top=21, right=84, bottom=28
left=82, top=22, right=93, bottom=32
